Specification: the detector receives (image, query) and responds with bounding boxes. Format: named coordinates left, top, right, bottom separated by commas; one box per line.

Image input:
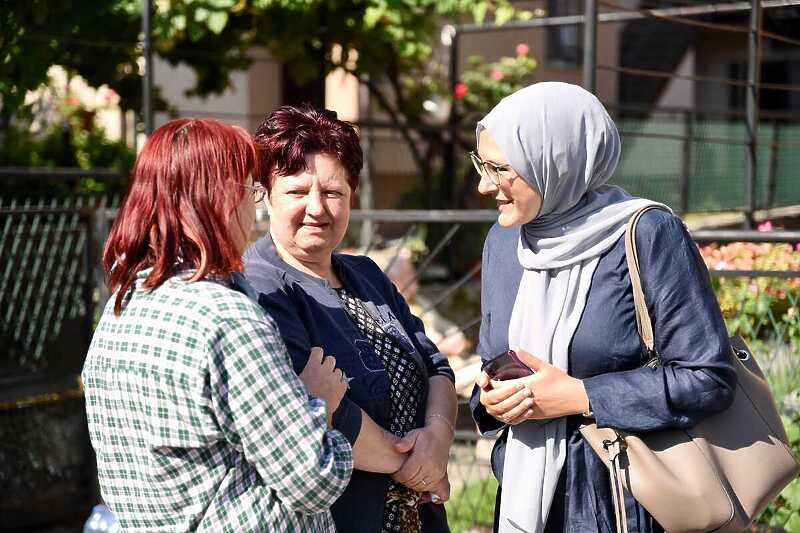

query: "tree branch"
left=361, top=76, right=432, bottom=181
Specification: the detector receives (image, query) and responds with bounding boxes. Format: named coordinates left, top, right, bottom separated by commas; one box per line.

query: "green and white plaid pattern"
left=83, top=270, right=352, bottom=532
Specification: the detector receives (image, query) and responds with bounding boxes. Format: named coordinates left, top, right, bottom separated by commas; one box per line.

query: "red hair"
left=103, top=118, right=260, bottom=315
left=254, top=104, right=363, bottom=191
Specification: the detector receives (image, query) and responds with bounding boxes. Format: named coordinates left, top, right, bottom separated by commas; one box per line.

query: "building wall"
left=694, top=29, right=800, bottom=114
left=152, top=47, right=282, bottom=132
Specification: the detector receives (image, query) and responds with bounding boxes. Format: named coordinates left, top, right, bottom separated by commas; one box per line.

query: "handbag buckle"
left=602, top=433, right=627, bottom=452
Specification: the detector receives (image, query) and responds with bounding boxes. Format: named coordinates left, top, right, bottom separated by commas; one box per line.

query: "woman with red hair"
left=82, top=118, right=353, bottom=532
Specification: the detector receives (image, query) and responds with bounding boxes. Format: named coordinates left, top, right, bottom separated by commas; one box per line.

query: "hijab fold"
left=477, top=82, right=667, bottom=533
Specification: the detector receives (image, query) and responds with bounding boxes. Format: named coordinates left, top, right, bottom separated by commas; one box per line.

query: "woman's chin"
left=497, top=210, right=523, bottom=227
left=293, top=235, right=342, bottom=258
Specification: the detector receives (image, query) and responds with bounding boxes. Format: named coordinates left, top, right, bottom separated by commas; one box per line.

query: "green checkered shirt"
left=83, top=270, right=353, bottom=532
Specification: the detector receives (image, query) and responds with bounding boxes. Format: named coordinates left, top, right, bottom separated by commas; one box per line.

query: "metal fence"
left=0, top=202, right=100, bottom=530
left=612, top=115, right=800, bottom=213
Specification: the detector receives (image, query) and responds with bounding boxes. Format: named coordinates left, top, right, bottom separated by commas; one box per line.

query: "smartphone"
left=481, top=349, right=534, bottom=381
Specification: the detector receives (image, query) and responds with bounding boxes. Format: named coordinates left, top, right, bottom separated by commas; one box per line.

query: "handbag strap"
left=607, top=205, right=668, bottom=533
left=623, top=205, right=668, bottom=353
left=607, top=439, right=629, bottom=533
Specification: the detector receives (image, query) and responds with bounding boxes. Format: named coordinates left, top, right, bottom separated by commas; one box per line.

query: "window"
left=729, top=60, right=795, bottom=111
left=547, top=0, right=583, bottom=67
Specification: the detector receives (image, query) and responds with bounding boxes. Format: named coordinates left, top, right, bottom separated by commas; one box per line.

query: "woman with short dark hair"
left=83, top=118, right=353, bottom=532
left=244, top=105, right=456, bottom=533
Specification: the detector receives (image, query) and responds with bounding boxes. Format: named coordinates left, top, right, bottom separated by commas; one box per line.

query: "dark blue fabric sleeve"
left=583, top=211, right=737, bottom=432
left=361, top=257, right=455, bottom=383
left=470, top=228, right=507, bottom=436
left=254, top=283, right=362, bottom=446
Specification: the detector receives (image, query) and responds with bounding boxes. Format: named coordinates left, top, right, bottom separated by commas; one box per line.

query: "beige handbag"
left=579, top=206, right=799, bottom=533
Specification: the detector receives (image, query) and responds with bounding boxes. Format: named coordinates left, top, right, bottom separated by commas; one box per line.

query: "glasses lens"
left=487, top=164, right=502, bottom=185
left=470, top=153, right=486, bottom=178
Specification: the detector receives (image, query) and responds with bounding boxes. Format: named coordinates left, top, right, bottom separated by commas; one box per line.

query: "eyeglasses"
left=469, top=151, right=518, bottom=186
left=238, top=182, right=268, bottom=203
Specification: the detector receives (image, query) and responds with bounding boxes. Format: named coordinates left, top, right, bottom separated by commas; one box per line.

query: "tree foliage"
left=2, top=0, right=539, bottom=206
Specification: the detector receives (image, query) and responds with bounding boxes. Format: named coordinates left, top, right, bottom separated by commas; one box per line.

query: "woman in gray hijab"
left=468, top=82, right=737, bottom=533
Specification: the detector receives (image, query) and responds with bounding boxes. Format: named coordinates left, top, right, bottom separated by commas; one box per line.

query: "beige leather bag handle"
left=608, top=205, right=667, bottom=533
left=623, top=206, right=665, bottom=354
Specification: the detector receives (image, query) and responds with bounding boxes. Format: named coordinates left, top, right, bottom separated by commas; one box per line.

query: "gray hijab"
left=477, top=82, right=666, bottom=532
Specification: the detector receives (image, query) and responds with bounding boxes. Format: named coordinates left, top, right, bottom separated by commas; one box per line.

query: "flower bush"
left=456, top=43, right=538, bottom=115
left=699, top=240, right=800, bottom=350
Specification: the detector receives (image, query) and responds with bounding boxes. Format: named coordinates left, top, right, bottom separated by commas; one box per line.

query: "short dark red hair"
left=104, top=118, right=260, bottom=315
left=254, top=104, right=362, bottom=192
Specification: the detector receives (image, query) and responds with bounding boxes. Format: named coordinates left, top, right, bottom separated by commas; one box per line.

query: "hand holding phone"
left=481, top=349, right=534, bottom=381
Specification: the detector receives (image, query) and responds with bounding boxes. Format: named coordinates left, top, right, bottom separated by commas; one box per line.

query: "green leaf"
left=364, top=6, right=384, bottom=28
left=172, top=14, right=187, bottom=32
left=784, top=480, right=800, bottom=510
left=194, top=7, right=210, bottom=22
left=785, top=511, right=800, bottom=533
left=495, top=5, right=515, bottom=25
left=206, top=11, right=229, bottom=34
left=471, top=3, right=488, bottom=24
left=773, top=506, right=793, bottom=526
left=516, top=10, right=535, bottom=21
left=783, top=416, right=800, bottom=443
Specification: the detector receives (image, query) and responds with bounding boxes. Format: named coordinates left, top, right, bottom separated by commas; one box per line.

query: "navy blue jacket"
left=470, top=209, right=737, bottom=533
left=244, top=234, right=453, bottom=533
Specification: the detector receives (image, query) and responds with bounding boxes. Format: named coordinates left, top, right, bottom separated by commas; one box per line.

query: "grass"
left=445, top=475, right=498, bottom=533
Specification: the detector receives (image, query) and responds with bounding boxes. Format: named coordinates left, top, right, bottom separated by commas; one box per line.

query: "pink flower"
left=795, top=243, right=800, bottom=253
left=490, top=69, right=504, bottom=81
left=757, top=220, right=773, bottom=232
left=454, top=82, right=468, bottom=100
left=66, top=96, right=80, bottom=106
left=516, top=42, right=530, bottom=56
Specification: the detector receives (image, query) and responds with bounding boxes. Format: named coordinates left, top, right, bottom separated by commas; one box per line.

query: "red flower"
left=490, top=69, right=504, bottom=81
left=454, top=82, right=468, bottom=100
left=516, top=42, right=530, bottom=56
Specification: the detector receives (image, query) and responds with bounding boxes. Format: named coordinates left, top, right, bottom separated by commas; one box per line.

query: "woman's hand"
left=390, top=423, right=452, bottom=492
left=477, top=349, right=589, bottom=424
left=477, top=372, right=535, bottom=425
left=420, top=475, right=451, bottom=505
left=298, top=347, right=347, bottom=426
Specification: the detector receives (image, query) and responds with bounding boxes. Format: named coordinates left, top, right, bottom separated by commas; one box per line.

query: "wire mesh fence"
left=613, top=117, right=800, bottom=213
